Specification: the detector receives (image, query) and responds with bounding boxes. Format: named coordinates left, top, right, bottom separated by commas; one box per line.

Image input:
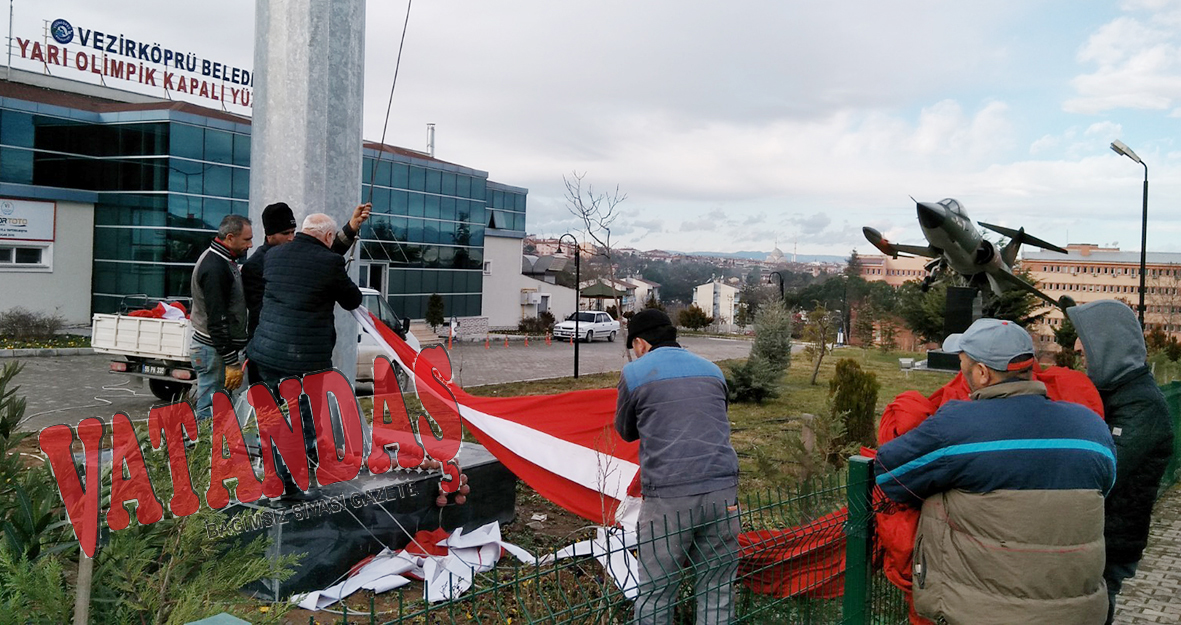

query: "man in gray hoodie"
left=1067, top=300, right=1176, bottom=624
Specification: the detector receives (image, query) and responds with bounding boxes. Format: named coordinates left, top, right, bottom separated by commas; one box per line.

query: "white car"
left=552, top=311, right=620, bottom=343
left=357, top=288, right=410, bottom=384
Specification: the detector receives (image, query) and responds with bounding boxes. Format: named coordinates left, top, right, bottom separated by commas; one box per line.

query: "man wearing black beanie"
left=241, top=201, right=371, bottom=383
left=615, top=308, right=741, bottom=624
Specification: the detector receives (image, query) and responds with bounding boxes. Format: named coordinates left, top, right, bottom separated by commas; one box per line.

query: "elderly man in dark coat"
left=247, top=212, right=363, bottom=382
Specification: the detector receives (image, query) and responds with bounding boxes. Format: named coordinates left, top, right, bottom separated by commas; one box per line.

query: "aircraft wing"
left=978, top=222, right=1068, bottom=254
left=989, top=267, right=1063, bottom=308
left=862, top=227, right=940, bottom=259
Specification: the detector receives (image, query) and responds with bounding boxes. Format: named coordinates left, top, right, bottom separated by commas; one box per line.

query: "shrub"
left=725, top=356, right=781, bottom=404
left=751, top=301, right=792, bottom=372
left=678, top=305, right=713, bottom=331
left=1168, top=338, right=1181, bottom=363
left=518, top=311, right=556, bottom=334
left=643, top=293, right=664, bottom=311
left=829, top=358, right=880, bottom=449
left=1146, top=326, right=1169, bottom=353
left=425, top=293, right=445, bottom=330
left=0, top=308, right=64, bottom=341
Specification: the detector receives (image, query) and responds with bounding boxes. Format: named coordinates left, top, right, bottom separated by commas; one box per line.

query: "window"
left=0, top=244, right=49, bottom=268
left=483, top=260, right=492, bottom=275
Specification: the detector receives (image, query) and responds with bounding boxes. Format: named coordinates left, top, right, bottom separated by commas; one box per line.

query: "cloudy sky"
left=8, top=1, right=1181, bottom=256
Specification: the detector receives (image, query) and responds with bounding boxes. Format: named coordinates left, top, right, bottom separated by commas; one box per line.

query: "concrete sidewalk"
left=1115, top=485, right=1181, bottom=623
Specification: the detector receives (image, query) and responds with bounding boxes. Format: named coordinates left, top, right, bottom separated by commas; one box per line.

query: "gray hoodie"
left=1067, top=300, right=1146, bottom=390
left=1067, top=299, right=1175, bottom=564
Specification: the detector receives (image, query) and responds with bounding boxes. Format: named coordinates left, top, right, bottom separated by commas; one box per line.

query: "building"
left=622, top=275, right=661, bottom=312
left=0, top=69, right=528, bottom=325
left=481, top=243, right=576, bottom=331
left=578, top=278, right=635, bottom=312
left=692, top=278, right=741, bottom=331
left=858, top=254, right=930, bottom=286
left=1025, top=243, right=1181, bottom=337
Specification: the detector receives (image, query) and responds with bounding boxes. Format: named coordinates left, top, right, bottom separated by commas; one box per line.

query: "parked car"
left=356, top=288, right=410, bottom=385
left=551, top=311, right=620, bottom=343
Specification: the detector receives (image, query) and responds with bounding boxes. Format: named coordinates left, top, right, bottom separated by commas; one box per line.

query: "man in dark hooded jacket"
left=1067, top=299, right=1175, bottom=624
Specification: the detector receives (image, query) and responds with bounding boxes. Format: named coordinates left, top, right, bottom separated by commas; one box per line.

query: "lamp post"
left=558, top=233, right=581, bottom=378
left=770, top=271, right=785, bottom=300
left=1111, top=140, right=1149, bottom=327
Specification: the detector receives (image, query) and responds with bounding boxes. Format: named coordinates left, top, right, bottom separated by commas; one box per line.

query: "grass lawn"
left=461, top=347, right=954, bottom=495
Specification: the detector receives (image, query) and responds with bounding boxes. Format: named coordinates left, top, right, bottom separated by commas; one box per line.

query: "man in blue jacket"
left=615, top=309, right=740, bottom=624
left=876, top=318, right=1116, bottom=625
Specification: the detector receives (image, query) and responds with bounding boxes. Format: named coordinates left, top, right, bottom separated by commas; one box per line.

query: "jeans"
left=190, top=341, right=225, bottom=421
left=1105, top=560, right=1140, bottom=625
left=634, top=487, right=741, bottom=625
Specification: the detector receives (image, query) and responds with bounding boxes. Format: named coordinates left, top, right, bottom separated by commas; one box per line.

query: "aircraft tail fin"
left=979, top=221, right=1068, bottom=265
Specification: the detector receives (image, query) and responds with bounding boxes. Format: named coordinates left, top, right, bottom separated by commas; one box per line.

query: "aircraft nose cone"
left=916, top=202, right=946, bottom=229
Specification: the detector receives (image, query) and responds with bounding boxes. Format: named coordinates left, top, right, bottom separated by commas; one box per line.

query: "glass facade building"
left=0, top=77, right=526, bottom=320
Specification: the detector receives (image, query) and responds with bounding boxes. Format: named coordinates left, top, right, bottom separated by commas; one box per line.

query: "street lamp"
left=1111, top=139, right=1149, bottom=327
left=769, top=271, right=785, bottom=299
left=558, top=233, right=581, bottom=378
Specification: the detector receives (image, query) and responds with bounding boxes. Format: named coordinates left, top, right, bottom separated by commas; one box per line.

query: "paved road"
left=10, top=336, right=752, bottom=432
left=1114, top=485, right=1181, bottom=623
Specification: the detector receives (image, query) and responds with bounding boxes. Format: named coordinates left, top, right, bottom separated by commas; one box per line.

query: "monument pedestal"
left=216, top=444, right=516, bottom=600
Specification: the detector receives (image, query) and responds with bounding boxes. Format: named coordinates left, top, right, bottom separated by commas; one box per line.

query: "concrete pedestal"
left=217, top=444, right=517, bottom=600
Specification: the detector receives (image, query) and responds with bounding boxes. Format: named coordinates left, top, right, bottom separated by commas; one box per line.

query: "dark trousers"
left=634, top=487, right=741, bottom=625
left=1104, top=560, right=1140, bottom=625
left=253, top=363, right=317, bottom=495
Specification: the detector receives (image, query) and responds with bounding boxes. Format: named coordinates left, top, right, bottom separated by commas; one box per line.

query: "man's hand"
left=224, top=366, right=244, bottom=391
left=349, top=203, right=372, bottom=232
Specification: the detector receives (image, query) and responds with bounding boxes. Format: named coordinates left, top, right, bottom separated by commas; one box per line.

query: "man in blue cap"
left=875, top=318, right=1116, bottom=625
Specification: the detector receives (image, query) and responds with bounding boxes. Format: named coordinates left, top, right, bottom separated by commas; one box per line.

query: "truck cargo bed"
left=91, top=314, right=191, bottom=360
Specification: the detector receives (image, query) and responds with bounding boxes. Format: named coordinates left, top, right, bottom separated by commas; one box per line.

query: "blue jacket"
left=875, top=380, right=1116, bottom=624
left=615, top=344, right=738, bottom=498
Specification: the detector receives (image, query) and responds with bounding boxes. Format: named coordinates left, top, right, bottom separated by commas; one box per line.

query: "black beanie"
left=262, top=202, right=296, bottom=236
left=627, top=308, right=675, bottom=348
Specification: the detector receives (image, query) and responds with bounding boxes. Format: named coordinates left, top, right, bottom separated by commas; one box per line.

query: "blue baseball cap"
left=941, top=318, right=1036, bottom=371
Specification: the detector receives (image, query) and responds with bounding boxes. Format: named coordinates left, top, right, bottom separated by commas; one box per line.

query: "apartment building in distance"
left=858, top=254, right=930, bottom=286
left=1024, top=243, right=1181, bottom=338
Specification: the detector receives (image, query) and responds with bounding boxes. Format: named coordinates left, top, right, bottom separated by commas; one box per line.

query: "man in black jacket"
left=247, top=212, right=364, bottom=382
left=189, top=214, right=253, bottom=421
left=1068, top=300, right=1176, bottom=624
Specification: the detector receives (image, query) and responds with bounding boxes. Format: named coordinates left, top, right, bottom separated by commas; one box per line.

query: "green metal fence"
left=305, top=470, right=904, bottom=624
left=308, top=379, right=1181, bottom=625
left=1159, top=381, right=1181, bottom=491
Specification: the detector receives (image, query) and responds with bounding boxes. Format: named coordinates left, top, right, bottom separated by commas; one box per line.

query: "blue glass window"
left=169, top=123, right=203, bottom=159
left=233, top=133, right=250, bottom=166
left=392, top=163, right=409, bottom=189
left=204, top=130, right=233, bottom=165
left=409, top=166, right=425, bottom=191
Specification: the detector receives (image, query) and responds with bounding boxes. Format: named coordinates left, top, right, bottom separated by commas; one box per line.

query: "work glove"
left=224, top=366, right=244, bottom=391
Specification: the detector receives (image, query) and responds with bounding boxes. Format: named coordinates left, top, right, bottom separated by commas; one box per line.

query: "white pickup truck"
left=92, top=289, right=407, bottom=400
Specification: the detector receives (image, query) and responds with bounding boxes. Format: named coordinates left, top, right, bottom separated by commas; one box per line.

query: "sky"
left=6, top=0, right=1181, bottom=257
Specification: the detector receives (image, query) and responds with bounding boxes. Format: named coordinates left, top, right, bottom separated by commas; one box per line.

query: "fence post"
left=842, top=455, right=874, bottom=625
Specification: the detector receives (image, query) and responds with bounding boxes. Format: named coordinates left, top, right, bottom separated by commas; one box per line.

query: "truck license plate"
left=144, top=365, right=167, bottom=376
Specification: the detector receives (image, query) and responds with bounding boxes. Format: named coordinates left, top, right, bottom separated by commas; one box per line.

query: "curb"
left=0, top=347, right=96, bottom=359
